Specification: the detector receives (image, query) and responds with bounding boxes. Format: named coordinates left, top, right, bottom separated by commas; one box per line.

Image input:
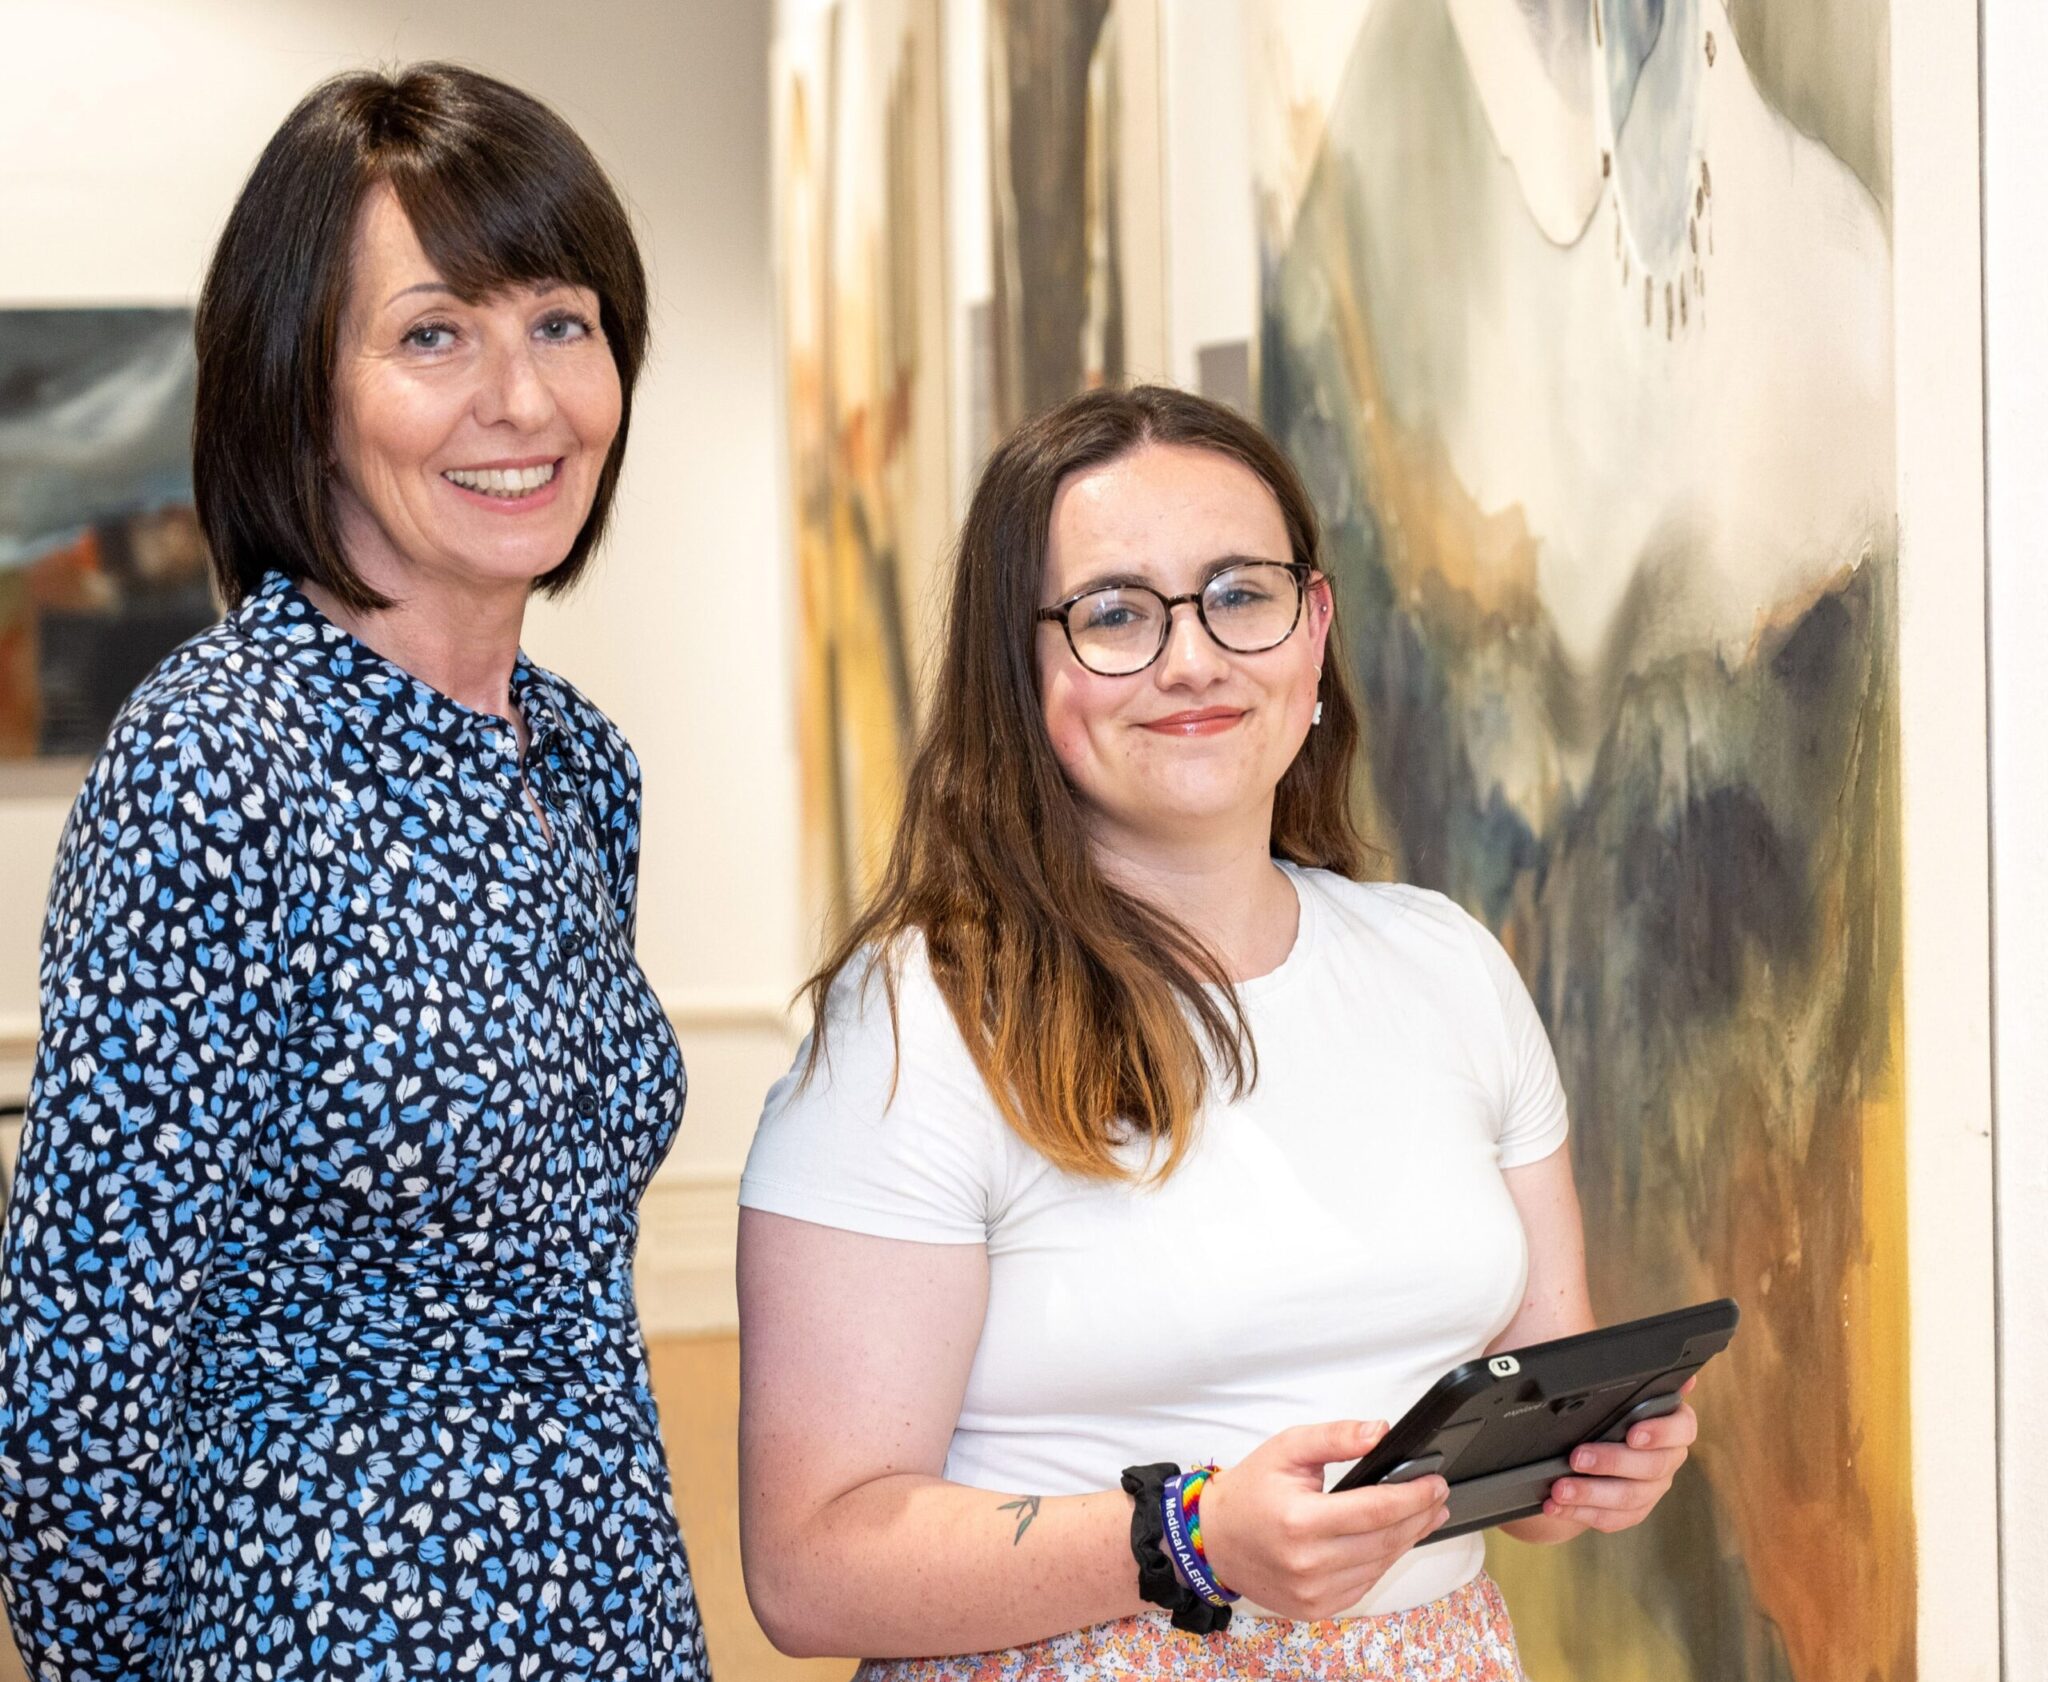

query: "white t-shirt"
left=739, top=864, right=1569, bottom=1617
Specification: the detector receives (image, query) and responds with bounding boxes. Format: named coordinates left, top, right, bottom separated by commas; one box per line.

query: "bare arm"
left=737, top=1210, right=1451, bottom=1658
left=1485, top=1147, right=1697, bottom=1544
left=737, top=1209, right=1143, bottom=1657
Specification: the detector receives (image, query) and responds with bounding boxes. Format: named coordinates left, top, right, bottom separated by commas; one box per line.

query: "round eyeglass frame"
left=1035, top=560, right=1316, bottom=677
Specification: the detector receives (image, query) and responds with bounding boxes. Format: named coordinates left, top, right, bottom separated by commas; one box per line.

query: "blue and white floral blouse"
left=0, top=573, right=706, bottom=1680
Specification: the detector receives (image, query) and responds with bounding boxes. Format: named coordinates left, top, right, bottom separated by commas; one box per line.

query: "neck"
left=302, top=557, right=529, bottom=724
left=1090, top=809, right=1299, bottom=983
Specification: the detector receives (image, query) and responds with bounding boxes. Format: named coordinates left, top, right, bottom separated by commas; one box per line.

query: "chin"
left=1126, top=786, right=1263, bottom=832
left=448, top=543, right=579, bottom=589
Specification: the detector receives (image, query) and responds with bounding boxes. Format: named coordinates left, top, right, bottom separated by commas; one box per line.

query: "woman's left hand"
left=1541, top=1378, right=1699, bottom=1533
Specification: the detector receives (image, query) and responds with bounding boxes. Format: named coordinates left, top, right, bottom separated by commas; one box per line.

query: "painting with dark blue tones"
left=1251, top=1, right=1906, bottom=1678
left=0, top=308, right=216, bottom=760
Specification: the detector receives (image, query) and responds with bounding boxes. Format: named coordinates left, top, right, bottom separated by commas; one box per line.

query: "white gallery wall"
left=1890, top=1, right=2001, bottom=1669
left=1985, top=0, right=2048, bottom=1670
left=0, top=0, right=800, bottom=1331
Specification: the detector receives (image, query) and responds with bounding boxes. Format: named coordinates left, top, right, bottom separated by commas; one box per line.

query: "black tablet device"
left=1328, top=1298, right=1739, bottom=1540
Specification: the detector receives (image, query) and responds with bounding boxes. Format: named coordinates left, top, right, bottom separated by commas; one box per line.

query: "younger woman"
left=736, top=386, right=1697, bottom=1678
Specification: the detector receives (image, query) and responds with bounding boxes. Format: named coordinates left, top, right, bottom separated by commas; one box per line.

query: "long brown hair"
left=805, top=385, right=1369, bottom=1181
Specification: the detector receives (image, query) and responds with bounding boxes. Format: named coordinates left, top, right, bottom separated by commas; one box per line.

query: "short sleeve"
left=1460, top=914, right=1570, bottom=1168
left=740, top=946, right=1000, bottom=1244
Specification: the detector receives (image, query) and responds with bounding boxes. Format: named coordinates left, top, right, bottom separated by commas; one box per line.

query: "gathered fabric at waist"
left=185, top=1228, right=650, bottom=1424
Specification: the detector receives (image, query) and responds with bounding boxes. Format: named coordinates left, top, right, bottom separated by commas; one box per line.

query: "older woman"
left=737, top=386, right=1702, bottom=1678
left=0, top=66, right=705, bottom=1679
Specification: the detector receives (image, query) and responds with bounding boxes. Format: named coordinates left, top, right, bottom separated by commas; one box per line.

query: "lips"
left=439, top=458, right=565, bottom=508
left=442, top=460, right=559, bottom=497
left=1138, top=708, right=1246, bottom=736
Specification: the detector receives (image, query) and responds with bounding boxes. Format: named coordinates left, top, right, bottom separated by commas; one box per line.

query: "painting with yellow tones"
left=1250, top=1, right=1911, bottom=1677
left=774, top=0, right=950, bottom=937
left=778, top=0, right=1169, bottom=930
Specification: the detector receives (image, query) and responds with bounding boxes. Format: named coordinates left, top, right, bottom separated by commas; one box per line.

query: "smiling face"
left=1036, top=441, right=1332, bottom=856
left=328, top=184, right=623, bottom=598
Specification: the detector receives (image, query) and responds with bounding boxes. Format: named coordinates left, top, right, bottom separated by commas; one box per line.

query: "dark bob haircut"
left=193, top=62, right=650, bottom=612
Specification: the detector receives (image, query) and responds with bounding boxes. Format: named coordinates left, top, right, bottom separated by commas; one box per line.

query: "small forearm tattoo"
left=997, top=1494, right=1042, bottom=1545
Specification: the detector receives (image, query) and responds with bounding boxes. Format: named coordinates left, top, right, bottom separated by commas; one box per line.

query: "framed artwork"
left=775, top=0, right=952, bottom=936
left=1250, top=1, right=1909, bottom=1676
left=983, top=0, right=1167, bottom=442
left=0, top=308, right=215, bottom=763
left=777, top=0, right=1167, bottom=931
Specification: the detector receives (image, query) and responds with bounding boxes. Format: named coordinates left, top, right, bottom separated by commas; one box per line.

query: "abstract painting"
left=0, top=309, right=214, bottom=761
left=1251, top=2, right=1908, bottom=1678
left=984, top=0, right=1166, bottom=442
left=779, top=0, right=1170, bottom=929
left=774, top=0, right=950, bottom=934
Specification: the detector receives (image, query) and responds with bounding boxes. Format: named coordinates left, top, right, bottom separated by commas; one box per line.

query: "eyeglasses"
left=1036, top=560, right=1315, bottom=677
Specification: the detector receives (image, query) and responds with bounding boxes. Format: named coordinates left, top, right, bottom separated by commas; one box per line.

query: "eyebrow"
left=383, top=278, right=587, bottom=310
left=1058, top=552, right=1283, bottom=599
left=385, top=281, right=461, bottom=308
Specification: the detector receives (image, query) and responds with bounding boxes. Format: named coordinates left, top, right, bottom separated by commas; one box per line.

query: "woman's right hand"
left=1192, top=1420, right=1450, bottom=1620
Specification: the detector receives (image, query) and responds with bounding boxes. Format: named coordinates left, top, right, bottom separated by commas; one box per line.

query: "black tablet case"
left=1328, top=1299, right=1739, bottom=1540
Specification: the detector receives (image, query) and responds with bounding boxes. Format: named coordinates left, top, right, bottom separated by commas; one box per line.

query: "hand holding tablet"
left=1330, top=1300, right=1739, bottom=1541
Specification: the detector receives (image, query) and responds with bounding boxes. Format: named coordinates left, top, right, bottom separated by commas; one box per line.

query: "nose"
left=1153, top=598, right=1231, bottom=689
left=476, top=335, right=556, bottom=433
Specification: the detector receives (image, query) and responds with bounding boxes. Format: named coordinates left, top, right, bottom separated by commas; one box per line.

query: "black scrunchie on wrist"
left=1119, top=1462, right=1234, bottom=1635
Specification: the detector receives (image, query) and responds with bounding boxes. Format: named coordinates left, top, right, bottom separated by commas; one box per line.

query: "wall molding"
left=635, top=1169, right=742, bottom=1335
left=0, top=1014, right=33, bottom=1108
left=651, top=990, right=801, bottom=1040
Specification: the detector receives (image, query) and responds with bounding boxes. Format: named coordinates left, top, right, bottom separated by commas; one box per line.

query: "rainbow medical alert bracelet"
left=1161, top=1467, right=1239, bottom=1610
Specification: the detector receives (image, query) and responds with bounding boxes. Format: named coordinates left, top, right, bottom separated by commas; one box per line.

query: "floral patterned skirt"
left=854, top=1572, right=1524, bottom=1682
